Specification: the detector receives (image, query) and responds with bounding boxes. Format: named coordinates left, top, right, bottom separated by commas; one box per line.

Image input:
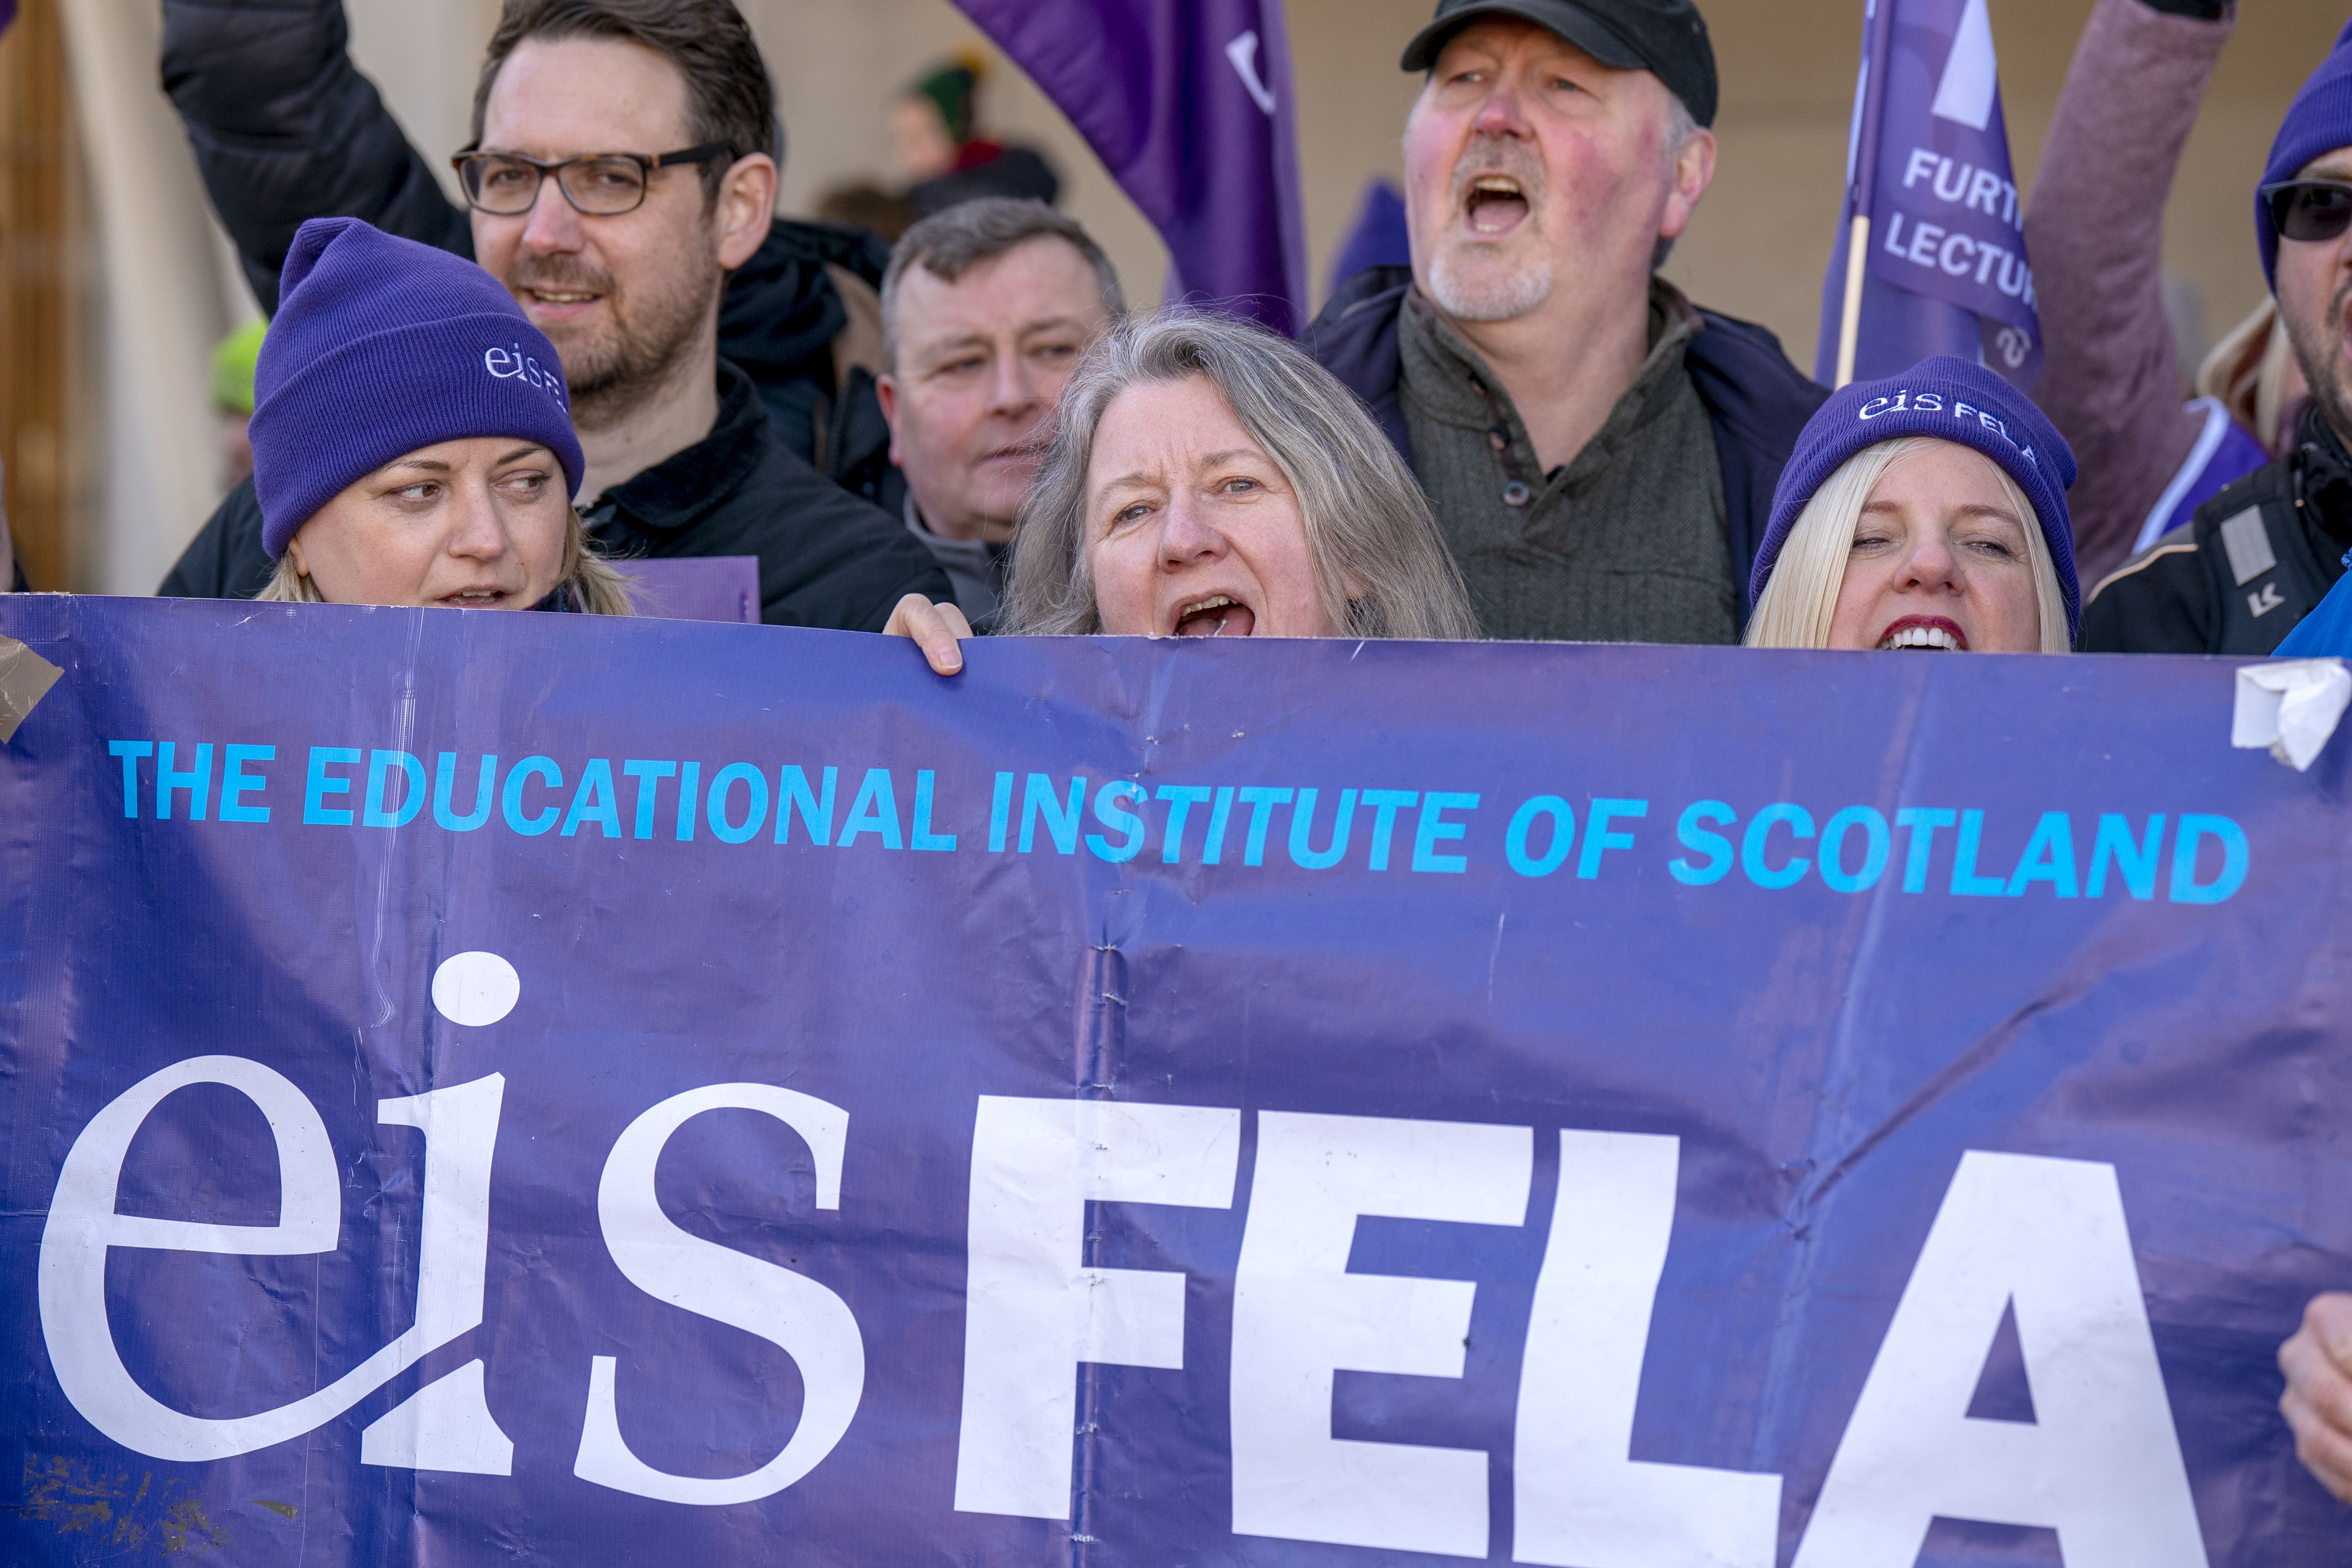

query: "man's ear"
left=715, top=152, right=780, bottom=271
left=877, top=371, right=905, bottom=468
left=1660, top=127, right=1717, bottom=243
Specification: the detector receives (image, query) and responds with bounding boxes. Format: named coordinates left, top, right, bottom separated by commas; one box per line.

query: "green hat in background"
left=210, top=318, right=267, bottom=415
left=910, top=54, right=985, bottom=145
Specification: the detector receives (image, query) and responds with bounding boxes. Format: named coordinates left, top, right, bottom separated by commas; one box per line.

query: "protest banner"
left=0, top=595, right=2346, bottom=1565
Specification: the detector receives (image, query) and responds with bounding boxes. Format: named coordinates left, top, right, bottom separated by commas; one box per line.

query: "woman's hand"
left=2282, top=1294, right=2352, bottom=1501
left=884, top=594, right=973, bottom=676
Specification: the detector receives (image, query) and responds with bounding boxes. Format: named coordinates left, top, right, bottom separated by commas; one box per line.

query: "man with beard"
left=876, top=200, right=1123, bottom=628
left=2082, top=23, right=2352, bottom=654
left=156, top=0, right=950, bottom=630
left=1307, top=0, right=1824, bottom=644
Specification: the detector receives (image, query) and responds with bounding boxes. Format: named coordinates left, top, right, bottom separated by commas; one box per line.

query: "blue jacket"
left=1303, top=266, right=1829, bottom=629
left=2273, top=554, right=2352, bottom=659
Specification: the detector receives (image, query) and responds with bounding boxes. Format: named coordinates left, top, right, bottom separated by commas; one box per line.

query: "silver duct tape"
left=0, top=635, right=63, bottom=744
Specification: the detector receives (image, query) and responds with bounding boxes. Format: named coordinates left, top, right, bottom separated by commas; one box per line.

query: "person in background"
left=211, top=318, right=266, bottom=492
left=2026, top=0, right=2266, bottom=587
left=1306, top=0, right=1824, bottom=646
left=2199, top=299, right=2308, bottom=467
left=815, top=181, right=918, bottom=246
left=250, top=218, right=629, bottom=614
left=877, top=199, right=1123, bottom=628
left=885, top=310, right=1477, bottom=675
left=156, top=0, right=949, bottom=629
left=892, top=55, right=1059, bottom=219
left=2083, top=21, right=2352, bottom=654
left=1745, top=359, right=2077, bottom=655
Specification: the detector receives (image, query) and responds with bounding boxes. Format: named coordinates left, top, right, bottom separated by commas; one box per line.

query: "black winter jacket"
left=159, top=362, right=952, bottom=632
left=1304, top=266, right=1828, bottom=628
left=158, top=0, right=903, bottom=509
left=2080, top=406, right=2352, bottom=655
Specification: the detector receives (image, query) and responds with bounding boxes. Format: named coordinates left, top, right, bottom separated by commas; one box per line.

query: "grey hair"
left=881, top=198, right=1125, bottom=367
left=999, top=309, right=1480, bottom=641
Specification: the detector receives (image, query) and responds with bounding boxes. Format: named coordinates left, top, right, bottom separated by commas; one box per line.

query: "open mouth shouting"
left=1464, top=174, right=1532, bottom=236
left=1172, top=594, right=1256, bottom=637
left=1876, top=615, right=1970, bottom=651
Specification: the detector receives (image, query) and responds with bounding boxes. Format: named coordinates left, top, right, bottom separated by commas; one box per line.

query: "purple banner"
left=6, top=598, right=2352, bottom=1563
left=952, top=0, right=1309, bottom=336
left=1817, top=0, right=2042, bottom=388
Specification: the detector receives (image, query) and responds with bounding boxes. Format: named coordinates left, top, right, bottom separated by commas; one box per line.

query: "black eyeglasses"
left=2263, top=180, right=2352, bottom=246
left=451, top=143, right=733, bottom=216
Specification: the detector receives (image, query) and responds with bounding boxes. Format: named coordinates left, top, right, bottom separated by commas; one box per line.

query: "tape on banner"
left=0, top=635, right=62, bottom=744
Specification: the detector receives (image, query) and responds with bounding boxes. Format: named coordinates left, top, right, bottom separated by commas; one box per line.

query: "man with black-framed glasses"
left=2082, top=22, right=2352, bottom=655
left=155, top=0, right=952, bottom=632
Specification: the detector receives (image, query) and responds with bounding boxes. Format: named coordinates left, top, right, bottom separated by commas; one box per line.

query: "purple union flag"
left=1817, top=0, right=2042, bottom=390
left=951, top=0, right=1310, bottom=337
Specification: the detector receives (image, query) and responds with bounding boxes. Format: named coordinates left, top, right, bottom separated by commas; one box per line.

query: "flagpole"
left=1836, top=0, right=1897, bottom=388
left=1836, top=216, right=1870, bottom=389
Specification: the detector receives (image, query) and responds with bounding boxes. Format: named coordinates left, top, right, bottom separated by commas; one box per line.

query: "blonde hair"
left=2198, top=296, right=2302, bottom=458
left=1744, top=437, right=2070, bottom=653
left=259, top=506, right=636, bottom=616
left=1002, top=309, right=1478, bottom=640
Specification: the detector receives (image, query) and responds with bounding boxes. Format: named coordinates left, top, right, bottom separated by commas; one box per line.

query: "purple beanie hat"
left=2259, top=19, right=2352, bottom=287
left=249, top=216, right=584, bottom=558
left=1751, top=356, right=2080, bottom=638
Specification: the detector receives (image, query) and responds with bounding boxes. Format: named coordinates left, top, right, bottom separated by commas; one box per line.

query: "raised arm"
left=159, top=0, right=472, bottom=314
left=2024, top=0, right=2234, bottom=583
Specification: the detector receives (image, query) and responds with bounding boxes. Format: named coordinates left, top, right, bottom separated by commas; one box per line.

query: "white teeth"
left=1179, top=595, right=1235, bottom=619
left=1876, top=625, right=1962, bottom=651
left=1471, top=177, right=1522, bottom=194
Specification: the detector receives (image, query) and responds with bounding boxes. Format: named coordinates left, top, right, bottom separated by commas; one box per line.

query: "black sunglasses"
left=451, top=142, right=733, bottom=217
left=2263, top=179, right=2352, bottom=246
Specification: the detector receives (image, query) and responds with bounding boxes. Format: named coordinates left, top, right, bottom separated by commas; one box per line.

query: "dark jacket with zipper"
left=2080, top=405, right=2352, bottom=655
left=157, top=0, right=904, bottom=509
left=1303, top=265, right=1828, bottom=631
left=158, top=362, right=951, bottom=631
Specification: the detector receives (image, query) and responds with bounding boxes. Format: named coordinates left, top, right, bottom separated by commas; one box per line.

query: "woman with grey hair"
left=886, top=309, right=1476, bottom=672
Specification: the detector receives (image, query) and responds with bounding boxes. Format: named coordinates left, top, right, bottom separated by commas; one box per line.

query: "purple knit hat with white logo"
left=249, top=216, right=583, bottom=558
left=1751, top=355, right=2079, bottom=638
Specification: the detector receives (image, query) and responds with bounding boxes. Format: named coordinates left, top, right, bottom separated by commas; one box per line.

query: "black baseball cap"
left=1400, top=0, right=1718, bottom=128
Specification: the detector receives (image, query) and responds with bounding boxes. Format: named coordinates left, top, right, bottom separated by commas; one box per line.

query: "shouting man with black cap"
left=1309, top=0, right=1825, bottom=644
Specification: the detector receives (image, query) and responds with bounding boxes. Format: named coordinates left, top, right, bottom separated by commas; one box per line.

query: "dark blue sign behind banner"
left=2, top=596, right=2348, bottom=1565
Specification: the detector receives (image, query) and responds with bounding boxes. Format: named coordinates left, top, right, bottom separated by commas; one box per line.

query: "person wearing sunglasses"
left=155, top=0, right=952, bottom=634
left=2081, top=19, right=2352, bottom=655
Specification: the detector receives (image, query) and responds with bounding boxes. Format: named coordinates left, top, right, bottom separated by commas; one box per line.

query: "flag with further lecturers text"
left=1816, top=0, right=2042, bottom=390
left=951, top=0, right=1309, bottom=337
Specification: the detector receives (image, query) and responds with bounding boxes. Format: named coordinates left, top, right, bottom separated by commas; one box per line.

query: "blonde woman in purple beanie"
left=252, top=216, right=630, bottom=615
left=1743, top=357, right=2078, bottom=655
